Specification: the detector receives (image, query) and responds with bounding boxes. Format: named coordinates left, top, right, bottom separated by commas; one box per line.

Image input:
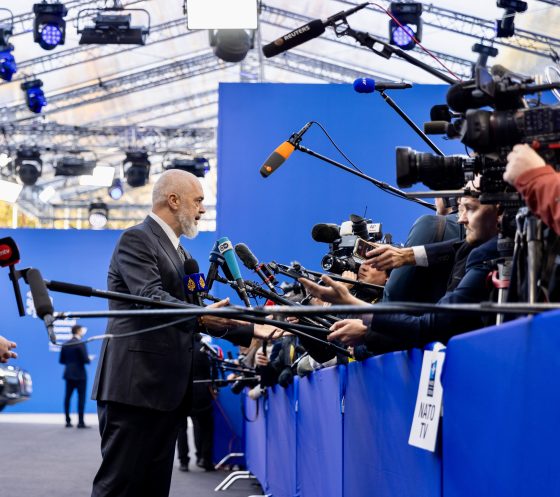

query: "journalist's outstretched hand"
left=503, top=143, right=545, bottom=184
left=0, top=336, right=17, bottom=363
left=365, top=245, right=415, bottom=271
left=198, top=298, right=248, bottom=331
left=327, top=319, right=367, bottom=346
left=299, top=275, right=365, bottom=306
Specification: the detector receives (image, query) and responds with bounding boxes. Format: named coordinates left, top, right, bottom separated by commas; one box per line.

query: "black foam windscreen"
left=184, top=258, right=199, bottom=275
left=311, top=223, right=340, bottom=243
left=26, top=268, right=54, bottom=319
left=234, top=243, right=259, bottom=270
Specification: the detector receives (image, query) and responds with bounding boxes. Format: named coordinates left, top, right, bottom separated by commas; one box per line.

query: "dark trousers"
left=91, top=401, right=186, bottom=497
left=176, top=407, right=214, bottom=467
left=64, top=379, right=86, bottom=424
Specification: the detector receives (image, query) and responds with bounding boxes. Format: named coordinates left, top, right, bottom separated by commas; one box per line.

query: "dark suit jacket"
left=91, top=216, right=252, bottom=411
left=365, top=236, right=499, bottom=355
left=60, top=337, right=90, bottom=381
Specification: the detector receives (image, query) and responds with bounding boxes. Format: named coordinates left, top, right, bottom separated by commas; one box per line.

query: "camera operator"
left=341, top=264, right=388, bottom=303
left=300, top=196, right=500, bottom=354
left=504, top=143, right=560, bottom=235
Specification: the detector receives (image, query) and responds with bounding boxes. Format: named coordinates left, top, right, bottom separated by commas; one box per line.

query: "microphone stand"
left=293, top=142, right=436, bottom=211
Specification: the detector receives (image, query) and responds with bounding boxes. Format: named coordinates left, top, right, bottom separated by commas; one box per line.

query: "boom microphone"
left=260, top=122, right=312, bottom=178
left=311, top=223, right=341, bottom=243
left=235, top=243, right=279, bottom=294
left=262, top=3, right=368, bottom=58
left=217, top=237, right=252, bottom=307
left=353, top=77, right=412, bottom=93
left=26, top=268, right=56, bottom=344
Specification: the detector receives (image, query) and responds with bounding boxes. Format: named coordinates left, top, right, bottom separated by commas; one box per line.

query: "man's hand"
left=299, top=275, right=365, bottom=306
left=0, top=336, right=17, bottom=363
left=253, top=323, right=287, bottom=340
left=199, top=298, right=248, bottom=331
left=340, top=270, right=357, bottom=289
left=255, top=351, right=269, bottom=367
left=365, top=245, right=414, bottom=271
left=504, top=144, right=546, bottom=185
left=327, top=319, right=367, bottom=347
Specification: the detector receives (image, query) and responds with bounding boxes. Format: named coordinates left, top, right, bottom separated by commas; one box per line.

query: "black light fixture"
left=123, top=151, right=150, bottom=187
left=54, top=154, right=96, bottom=176
left=209, top=29, right=254, bottom=62
left=21, top=79, right=47, bottom=114
left=33, top=2, right=68, bottom=50
left=88, top=201, right=109, bottom=229
left=14, top=149, right=42, bottom=186
left=495, top=0, right=527, bottom=38
left=165, top=157, right=210, bottom=178
left=389, top=2, right=423, bottom=51
left=77, top=3, right=150, bottom=45
left=472, top=42, right=499, bottom=72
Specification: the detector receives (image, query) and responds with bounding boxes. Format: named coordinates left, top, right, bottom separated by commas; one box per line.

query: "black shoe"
left=197, top=459, right=215, bottom=471
left=65, top=421, right=72, bottom=428
left=179, top=463, right=189, bottom=472
left=77, top=423, right=90, bottom=429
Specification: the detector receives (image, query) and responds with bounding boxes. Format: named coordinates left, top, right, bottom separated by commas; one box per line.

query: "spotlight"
left=21, top=79, right=47, bottom=114
left=55, top=154, right=96, bottom=176
left=0, top=46, right=16, bottom=82
left=88, top=201, right=109, bottom=229
left=77, top=8, right=150, bottom=45
left=389, top=2, right=423, bottom=51
left=14, top=149, right=42, bottom=186
left=123, top=151, right=150, bottom=187
left=33, top=2, right=68, bottom=50
left=495, top=0, right=527, bottom=38
left=108, top=178, right=124, bottom=200
left=165, top=157, right=210, bottom=178
left=209, top=29, right=253, bottom=62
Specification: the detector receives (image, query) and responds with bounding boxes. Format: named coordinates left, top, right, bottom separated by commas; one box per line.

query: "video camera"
left=396, top=64, right=560, bottom=205
left=312, top=214, right=382, bottom=274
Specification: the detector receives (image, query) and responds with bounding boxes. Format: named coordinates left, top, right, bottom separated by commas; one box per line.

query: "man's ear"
left=168, top=192, right=180, bottom=210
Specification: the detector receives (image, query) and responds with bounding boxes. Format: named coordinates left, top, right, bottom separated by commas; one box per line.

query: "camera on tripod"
left=311, top=214, right=382, bottom=274
left=395, top=64, right=560, bottom=204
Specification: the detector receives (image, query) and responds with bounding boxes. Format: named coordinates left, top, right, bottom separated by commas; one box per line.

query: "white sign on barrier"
left=409, top=344, right=446, bottom=452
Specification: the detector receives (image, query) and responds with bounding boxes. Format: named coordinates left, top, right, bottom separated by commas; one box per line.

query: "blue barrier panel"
left=443, top=312, right=560, bottom=497
left=344, top=350, right=442, bottom=497
left=297, top=366, right=343, bottom=497
left=213, top=388, right=245, bottom=466
left=245, top=394, right=268, bottom=489
left=267, top=382, right=298, bottom=497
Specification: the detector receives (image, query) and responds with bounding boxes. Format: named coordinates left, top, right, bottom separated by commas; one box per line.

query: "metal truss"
left=337, top=0, right=558, bottom=59
left=3, top=51, right=232, bottom=122
left=260, top=4, right=473, bottom=80
left=13, top=17, right=197, bottom=82
left=0, top=122, right=214, bottom=152
left=2, top=0, right=146, bottom=38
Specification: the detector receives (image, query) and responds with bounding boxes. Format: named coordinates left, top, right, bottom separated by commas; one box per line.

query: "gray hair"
left=152, top=169, right=198, bottom=207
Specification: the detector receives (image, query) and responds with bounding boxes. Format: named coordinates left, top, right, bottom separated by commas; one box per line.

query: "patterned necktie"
left=177, top=244, right=187, bottom=264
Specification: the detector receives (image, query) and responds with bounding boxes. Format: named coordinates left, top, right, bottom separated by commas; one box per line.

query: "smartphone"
left=353, top=238, right=378, bottom=260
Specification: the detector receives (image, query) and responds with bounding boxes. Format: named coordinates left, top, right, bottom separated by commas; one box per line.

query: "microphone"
left=183, top=259, right=207, bottom=306
left=353, top=77, right=412, bottom=93
left=25, top=268, right=56, bottom=344
left=446, top=80, right=493, bottom=113
left=260, top=122, right=313, bottom=178
left=206, top=241, right=233, bottom=292
left=235, top=243, right=279, bottom=294
left=0, top=237, right=21, bottom=267
left=311, top=223, right=341, bottom=243
left=217, top=237, right=252, bottom=307
left=262, top=3, right=369, bottom=58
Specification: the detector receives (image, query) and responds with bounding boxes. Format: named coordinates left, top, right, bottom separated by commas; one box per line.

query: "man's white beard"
left=178, top=212, right=198, bottom=239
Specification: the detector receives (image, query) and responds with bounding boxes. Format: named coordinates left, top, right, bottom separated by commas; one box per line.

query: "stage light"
left=78, top=9, right=150, bottom=45
left=88, top=201, right=109, bottom=229
left=495, top=0, right=527, bottom=38
left=123, top=151, right=150, bottom=187
left=108, top=178, right=124, bottom=200
left=165, top=157, right=210, bottom=178
left=389, top=2, right=423, bottom=51
left=185, top=0, right=258, bottom=29
left=55, top=155, right=96, bottom=176
left=14, top=149, right=42, bottom=186
left=21, top=79, right=47, bottom=114
left=0, top=178, right=23, bottom=203
left=79, top=165, right=115, bottom=187
left=33, top=2, right=68, bottom=50
left=472, top=43, right=498, bottom=70
left=0, top=47, right=16, bottom=82
left=209, top=29, right=253, bottom=62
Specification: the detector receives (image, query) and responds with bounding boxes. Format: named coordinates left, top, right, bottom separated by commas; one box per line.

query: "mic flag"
left=0, top=237, right=21, bottom=267
left=353, top=77, right=413, bottom=93
left=183, top=273, right=207, bottom=295
left=218, top=236, right=252, bottom=307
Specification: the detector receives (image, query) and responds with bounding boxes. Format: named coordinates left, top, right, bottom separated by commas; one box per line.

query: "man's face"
left=458, top=197, right=498, bottom=245
left=358, top=264, right=387, bottom=286
left=177, top=180, right=206, bottom=239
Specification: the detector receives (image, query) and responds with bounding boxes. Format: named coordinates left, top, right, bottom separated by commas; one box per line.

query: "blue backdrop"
left=216, top=82, right=464, bottom=274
